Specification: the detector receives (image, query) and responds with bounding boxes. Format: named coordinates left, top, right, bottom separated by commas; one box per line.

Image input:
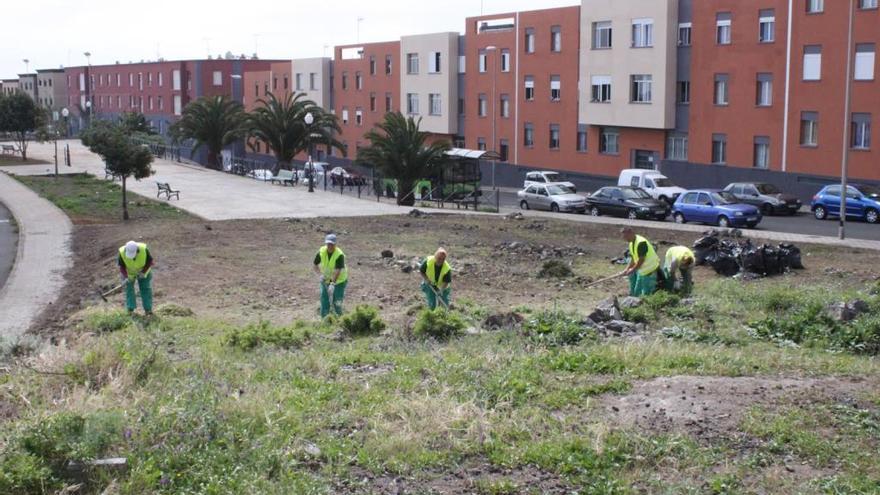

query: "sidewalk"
left=0, top=172, right=72, bottom=340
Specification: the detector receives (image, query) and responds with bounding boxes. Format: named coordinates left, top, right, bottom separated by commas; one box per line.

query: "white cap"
left=124, top=241, right=139, bottom=259
left=324, top=234, right=337, bottom=245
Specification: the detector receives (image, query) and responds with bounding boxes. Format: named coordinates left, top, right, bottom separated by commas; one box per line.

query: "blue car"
left=672, top=189, right=763, bottom=228
left=811, top=184, right=880, bottom=224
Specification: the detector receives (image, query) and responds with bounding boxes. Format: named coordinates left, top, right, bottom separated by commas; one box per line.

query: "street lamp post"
left=485, top=46, right=498, bottom=190
left=305, top=112, right=315, bottom=193
left=22, top=59, right=29, bottom=74
left=839, top=0, right=855, bottom=241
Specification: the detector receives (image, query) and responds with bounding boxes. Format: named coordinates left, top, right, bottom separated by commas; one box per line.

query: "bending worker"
left=420, top=248, right=452, bottom=310
left=621, top=227, right=660, bottom=297
left=313, top=234, right=347, bottom=317
left=664, top=245, right=695, bottom=296
left=118, top=240, right=154, bottom=315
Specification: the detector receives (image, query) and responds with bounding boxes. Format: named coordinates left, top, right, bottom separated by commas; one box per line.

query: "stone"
left=401, top=265, right=413, bottom=274
left=409, top=209, right=426, bottom=217
left=381, top=249, right=394, bottom=259
left=602, top=320, right=640, bottom=334
left=826, top=300, right=870, bottom=322
left=484, top=312, right=525, bottom=330
left=505, top=211, right=524, bottom=220
left=588, top=297, right=622, bottom=323
left=619, top=296, right=642, bottom=309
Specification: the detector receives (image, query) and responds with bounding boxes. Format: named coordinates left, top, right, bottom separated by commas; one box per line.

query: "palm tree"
left=247, top=92, right=345, bottom=175
left=357, top=112, right=451, bottom=206
left=169, top=96, right=245, bottom=170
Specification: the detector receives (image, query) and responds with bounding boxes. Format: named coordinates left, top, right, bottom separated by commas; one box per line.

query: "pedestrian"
left=621, top=227, right=660, bottom=297
left=663, top=245, right=695, bottom=296
left=313, top=233, right=347, bottom=317
left=420, top=248, right=452, bottom=310
left=118, top=240, right=154, bottom=316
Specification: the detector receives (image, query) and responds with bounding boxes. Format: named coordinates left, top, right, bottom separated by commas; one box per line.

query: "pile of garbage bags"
left=693, top=230, right=804, bottom=278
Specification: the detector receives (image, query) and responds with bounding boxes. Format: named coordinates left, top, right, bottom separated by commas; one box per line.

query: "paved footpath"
left=0, top=172, right=72, bottom=340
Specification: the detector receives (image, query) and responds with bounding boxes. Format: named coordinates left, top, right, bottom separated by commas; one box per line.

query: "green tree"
left=356, top=112, right=450, bottom=206
left=81, top=121, right=154, bottom=220
left=169, top=96, right=245, bottom=170
left=118, top=111, right=157, bottom=136
left=247, top=92, right=345, bottom=175
left=0, top=92, right=43, bottom=161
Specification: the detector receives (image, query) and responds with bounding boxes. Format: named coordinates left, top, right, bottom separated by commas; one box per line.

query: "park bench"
left=1, top=144, right=20, bottom=156
left=270, top=169, right=296, bottom=186
left=156, top=182, right=180, bottom=200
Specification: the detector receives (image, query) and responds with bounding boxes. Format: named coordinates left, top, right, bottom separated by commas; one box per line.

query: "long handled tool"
left=430, top=284, right=450, bottom=310
left=98, top=283, right=125, bottom=302
left=326, top=280, right=336, bottom=312
left=583, top=272, right=627, bottom=289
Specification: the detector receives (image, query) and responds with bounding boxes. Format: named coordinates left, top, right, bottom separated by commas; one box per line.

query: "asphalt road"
left=0, top=202, right=16, bottom=290
left=497, top=191, right=880, bottom=241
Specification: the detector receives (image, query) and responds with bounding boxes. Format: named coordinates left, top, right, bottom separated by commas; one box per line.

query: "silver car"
left=518, top=183, right=586, bottom=213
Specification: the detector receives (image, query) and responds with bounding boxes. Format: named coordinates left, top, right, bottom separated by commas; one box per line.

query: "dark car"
left=811, top=184, right=880, bottom=224
left=722, top=182, right=802, bottom=215
left=586, top=186, right=670, bottom=221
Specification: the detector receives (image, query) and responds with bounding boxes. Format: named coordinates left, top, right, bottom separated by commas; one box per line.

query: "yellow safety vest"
left=629, top=235, right=660, bottom=276
left=119, top=242, right=151, bottom=278
left=318, top=246, right=348, bottom=284
left=425, top=256, right=451, bottom=286
left=665, top=246, right=695, bottom=270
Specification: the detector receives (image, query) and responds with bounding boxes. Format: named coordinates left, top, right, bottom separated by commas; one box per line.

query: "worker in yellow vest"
left=420, top=248, right=452, bottom=310
left=313, top=234, right=348, bottom=317
left=663, top=246, right=695, bottom=296
left=118, top=240, right=154, bottom=315
left=621, top=228, right=660, bottom=297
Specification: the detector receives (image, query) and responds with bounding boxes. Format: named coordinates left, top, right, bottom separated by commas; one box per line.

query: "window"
left=355, top=108, right=363, bottom=126
left=370, top=56, right=376, bottom=75
left=677, top=81, right=690, bottom=104
left=803, top=45, right=822, bottom=80
left=173, top=95, right=182, bottom=116
left=852, top=113, right=871, bottom=149
left=591, top=76, right=612, bottom=103
left=861, top=0, right=878, bottom=8
left=551, top=26, right=562, bottom=52
left=524, top=76, right=535, bottom=101
left=342, top=71, right=348, bottom=90
left=714, top=74, right=729, bottom=105
left=800, top=111, right=819, bottom=146
left=754, top=136, right=770, bottom=168
left=356, top=71, right=363, bottom=90
left=157, top=96, right=163, bottom=111
left=525, top=28, right=535, bottom=53
left=524, top=123, right=535, bottom=147
left=716, top=13, right=732, bottom=45
left=600, top=127, right=619, bottom=154
left=759, top=9, right=775, bottom=43
left=667, top=133, right=688, bottom=160
left=499, top=139, right=509, bottom=161
left=212, top=71, right=222, bottom=86
left=501, top=49, right=510, bottom=72
left=385, top=55, right=393, bottom=75
left=407, top=93, right=419, bottom=115
left=478, top=93, right=488, bottom=117
left=500, top=94, right=510, bottom=118
left=406, top=53, right=419, bottom=75
left=550, top=75, right=561, bottom=101
left=756, top=73, right=773, bottom=106
left=630, top=74, right=652, bottom=103
left=806, top=0, right=823, bottom=13
left=855, top=44, right=875, bottom=80
left=593, top=21, right=612, bottom=49
left=342, top=108, right=349, bottom=124
left=479, top=52, right=488, bottom=73
left=172, top=70, right=181, bottom=91
left=678, top=23, right=692, bottom=46
left=477, top=138, right=487, bottom=151
left=148, top=96, right=154, bottom=110
left=458, top=98, right=465, bottom=116
left=310, top=73, right=316, bottom=90
left=385, top=93, right=393, bottom=112
left=116, top=73, right=121, bottom=86
left=458, top=55, right=466, bottom=74
left=712, top=134, right=727, bottom=164
left=632, top=18, right=654, bottom=47
left=138, top=73, right=143, bottom=91
left=296, top=73, right=302, bottom=91
left=147, top=73, right=152, bottom=87
left=577, top=124, right=588, bottom=152
left=429, top=52, right=442, bottom=74
left=429, top=94, right=442, bottom=116
left=158, top=72, right=163, bottom=87
left=370, top=93, right=377, bottom=112
left=549, top=124, right=560, bottom=149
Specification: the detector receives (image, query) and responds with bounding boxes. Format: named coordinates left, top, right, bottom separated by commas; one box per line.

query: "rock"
left=401, top=265, right=413, bottom=274
left=827, top=300, right=871, bottom=322
left=588, top=297, right=622, bottom=323
left=602, top=320, right=640, bottom=334
left=505, top=212, right=524, bottom=220
left=850, top=299, right=870, bottom=314
left=409, top=209, right=426, bottom=217
left=619, top=296, right=642, bottom=309
left=204, top=224, right=213, bottom=231
left=303, top=443, right=322, bottom=457
left=381, top=249, right=394, bottom=259
left=464, top=326, right=481, bottom=335
left=680, top=298, right=697, bottom=306
left=484, top=312, right=525, bottom=330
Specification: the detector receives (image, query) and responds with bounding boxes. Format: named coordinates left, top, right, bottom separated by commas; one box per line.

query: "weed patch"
left=413, top=309, right=467, bottom=340
left=523, top=311, right=594, bottom=347
left=222, top=320, right=311, bottom=350
left=82, top=309, right=132, bottom=333
left=749, top=301, right=880, bottom=355
left=340, top=305, right=387, bottom=337
left=538, top=260, right=573, bottom=279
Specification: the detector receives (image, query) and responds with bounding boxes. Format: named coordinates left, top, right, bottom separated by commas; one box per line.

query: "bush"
left=83, top=310, right=131, bottom=333
left=413, top=309, right=467, bottom=340
left=749, top=301, right=880, bottom=355
left=523, top=311, right=594, bottom=347
left=762, top=287, right=803, bottom=313
left=538, top=260, right=573, bottom=279
left=621, top=305, right=652, bottom=324
left=340, top=305, right=386, bottom=337
left=222, top=321, right=311, bottom=351
left=642, top=291, right=681, bottom=312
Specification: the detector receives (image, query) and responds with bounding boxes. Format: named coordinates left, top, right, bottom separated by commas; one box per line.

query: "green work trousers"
left=320, top=280, right=347, bottom=317
left=421, top=282, right=451, bottom=310
left=125, top=272, right=153, bottom=313
left=628, top=270, right=657, bottom=297
left=663, top=267, right=693, bottom=296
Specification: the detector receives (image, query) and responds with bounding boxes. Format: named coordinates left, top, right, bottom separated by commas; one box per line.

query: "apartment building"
left=292, top=57, right=333, bottom=110
left=17, top=74, right=38, bottom=101
left=35, top=69, right=68, bottom=120
left=1, top=79, right=19, bottom=96
left=400, top=32, right=460, bottom=137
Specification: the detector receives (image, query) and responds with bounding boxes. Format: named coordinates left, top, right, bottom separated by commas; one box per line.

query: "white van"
left=617, top=169, right=685, bottom=204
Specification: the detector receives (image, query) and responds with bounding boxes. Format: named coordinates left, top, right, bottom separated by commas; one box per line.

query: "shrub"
left=222, top=321, right=311, bottom=351
left=155, top=303, right=195, bottom=317
left=413, top=309, right=467, bottom=340
left=762, top=287, right=804, bottom=313
left=538, top=260, right=573, bottom=279
left=523, top=311, right=594, bottom=347
left=621, top=305, right=652, bottom=324
left=642, top=291, right=681, bottom=312
left=749, top=302, right=880, bottom=355
left=83, top=310, right=131, bottom=333
left=340, top=305, right=386, bottom=337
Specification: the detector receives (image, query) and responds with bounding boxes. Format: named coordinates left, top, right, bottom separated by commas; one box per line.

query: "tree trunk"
left=397, top=179, right=416, bottom=206
left=122, top=177, right=130, bottom=221
left=16, top=133, right=27, bottom=161
left=207, top=150, right=220, bottom=170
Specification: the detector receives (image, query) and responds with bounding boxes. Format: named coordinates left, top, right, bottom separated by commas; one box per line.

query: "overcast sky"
left=1, top=0, right=577, bottom=77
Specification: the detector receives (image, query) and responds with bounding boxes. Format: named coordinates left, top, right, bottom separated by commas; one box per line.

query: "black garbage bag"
left=740, top=242, right=765, bottom=274
left=693, top=235, right=719, bottom=266
left=710, top=250, right=741, bottom=277
left=760, top=244, right=786, bottom=275
left=778, top=243, right=804, bottom=269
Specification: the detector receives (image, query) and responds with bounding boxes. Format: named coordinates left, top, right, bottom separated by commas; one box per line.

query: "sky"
left=1, top=0, right=577, bottom=78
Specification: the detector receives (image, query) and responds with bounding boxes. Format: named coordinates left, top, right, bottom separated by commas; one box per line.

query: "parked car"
left=672, top=189, right=763, bottom=228
left=618, top=169, right=685, bottom=205
left=518, top=183, right=586, bottom=213
left=723, top=182, right=802, bottom=215
left=524, top=171, right=577, bottom=192
left=329, top=166, right=367, bottom=186
left=811, top=184, right=880, bottom=224
left=586, top=186, right=670, bottom=221
left=302, top=161, right=328, bottom=184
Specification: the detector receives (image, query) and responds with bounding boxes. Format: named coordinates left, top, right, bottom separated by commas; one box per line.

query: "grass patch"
left=340, top=305, right=386, bottom=337
left=413, top=309, right=467, bottom=340
left=222, top=320, right=312, bottom=350
left=537, top=260, right=573, bottom=279
left=523, top=310, right=594, bottom=347
left=82, top=309, right=133, bottom=333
